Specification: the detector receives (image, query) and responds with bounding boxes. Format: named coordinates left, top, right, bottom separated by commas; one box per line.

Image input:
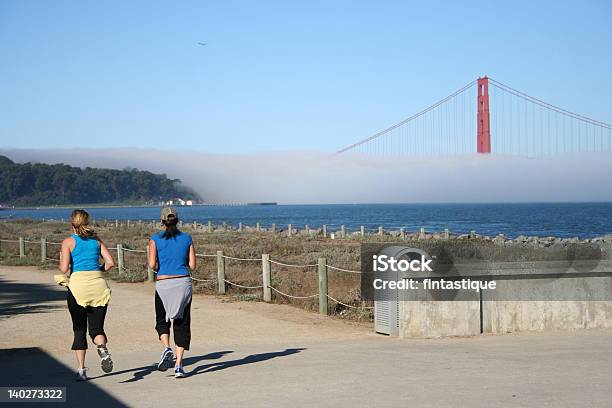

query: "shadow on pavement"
left=0, top=277, right=65, bottom=319
left=187, top=348, right=306, bottom=377
left=94, top=350, right=234, bottom=383
left=0, top=347, right=127, bottom=407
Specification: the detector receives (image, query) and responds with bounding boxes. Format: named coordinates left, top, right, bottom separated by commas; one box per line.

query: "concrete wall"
left=397, top=262, right=612, bottom=338
left=483, top=301, right=612, bottom=333
left=481, top=275, right=612, bottom=333
left=399, top=301, right=480, bottom=338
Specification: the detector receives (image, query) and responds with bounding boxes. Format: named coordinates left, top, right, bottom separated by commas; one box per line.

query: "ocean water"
left=1, top=203, right=611, bottom=239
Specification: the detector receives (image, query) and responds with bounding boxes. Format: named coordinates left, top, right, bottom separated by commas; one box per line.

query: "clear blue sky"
left=1, top=0, right=610, bottom=153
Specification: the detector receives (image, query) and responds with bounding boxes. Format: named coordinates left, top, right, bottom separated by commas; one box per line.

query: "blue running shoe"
left=174, top=366, right=186, bottom=378
left=157, top=347, right=174, bottom=372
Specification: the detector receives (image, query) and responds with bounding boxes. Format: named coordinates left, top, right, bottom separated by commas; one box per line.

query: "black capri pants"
left=154, top=291, right=191, bottom=350
left=67, top=289, right=108, bottom=350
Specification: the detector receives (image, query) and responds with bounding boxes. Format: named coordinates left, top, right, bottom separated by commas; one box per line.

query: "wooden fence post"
left=400, top=228, right=405, bottom=240
left=420, top=227, right=426, bottom=239
left=146, top=245, right=154, bottom=282
left=19, top=237, right=25, bottom=258
left=271, top=223, right=276, bottom=233
left=341, top=225, right=346, bottom=238
left=217, top=250, right=226, bottom=294
left=256, top=222, right=260, bottom=232
left=115, top=219, right=119, bottom=228
left=444, top=228, right=450, bottom=239
left=318, top=257, right=328, bottom=316
left=262, top=254, right=271, bottom=302
left=287, top=224, right=292, bottom=237
left=378, top=226, right=383, bottom=236
left=360, top=226, right=365, bottom=237
left=323, top=225, right=327, bottom=237
left=238, top=222, right=243, bottom=232
left=117, top=244, right=124, bottom=273
left=40, top=238, right=47, bottom=263
left=208, top=221, right=213, bottom=232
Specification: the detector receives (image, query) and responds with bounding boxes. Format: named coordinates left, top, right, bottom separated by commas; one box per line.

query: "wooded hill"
left=0, top=155, right=199, bottom=206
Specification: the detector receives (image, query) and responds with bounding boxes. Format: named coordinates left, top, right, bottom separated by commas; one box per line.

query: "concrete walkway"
left=1, top=266, right=611, bottom=407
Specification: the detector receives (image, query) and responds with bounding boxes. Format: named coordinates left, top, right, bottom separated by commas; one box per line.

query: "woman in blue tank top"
left=58, top=209, right=115, bottom=381
left=147, top=207, right=196, bottom=379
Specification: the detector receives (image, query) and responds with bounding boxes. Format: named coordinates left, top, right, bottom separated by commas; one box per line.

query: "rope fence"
left=122, top=248, right=146, bottom=254
left=269, top=286, right=318, bottom=299
left=269, top=259, right=318, bottom=268
left=190, top=276, right=216, bottom=283
left=222, top=255, right=261, bottom=262
left=327, top=265, right=362, bottom=274
left=0, top=238, right=371, bottom=315
left=195, top=253, right=217, bottom=258
left=224, top=279, right=264, bottom=290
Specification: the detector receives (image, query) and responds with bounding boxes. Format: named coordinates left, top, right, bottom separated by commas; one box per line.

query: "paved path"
left=0, top=266, right=611, bottom=407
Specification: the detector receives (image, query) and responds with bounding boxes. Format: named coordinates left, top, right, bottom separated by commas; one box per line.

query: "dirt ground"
left=1, top=265, right=611, bottom=408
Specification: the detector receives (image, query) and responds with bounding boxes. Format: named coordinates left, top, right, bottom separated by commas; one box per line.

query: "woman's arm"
left=59, top=237, right=74, bottom=274
left=148, top=239, right=157, bottom=270
left=188, top=243, right=196, bottom=271
left=99, top=241, right=115, bottom=272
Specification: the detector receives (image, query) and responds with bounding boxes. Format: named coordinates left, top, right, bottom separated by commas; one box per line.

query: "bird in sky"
left=198, top=42, right=208, bottom=46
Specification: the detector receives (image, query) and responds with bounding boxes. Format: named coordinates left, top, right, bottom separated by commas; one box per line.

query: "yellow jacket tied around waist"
left=55, top=271, right=111, bottom=307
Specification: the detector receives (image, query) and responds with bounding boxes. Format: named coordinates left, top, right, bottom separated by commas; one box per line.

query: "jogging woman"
left=148, top=207, right=196, bottom=379
left=58, top=209, right=115, bottom=381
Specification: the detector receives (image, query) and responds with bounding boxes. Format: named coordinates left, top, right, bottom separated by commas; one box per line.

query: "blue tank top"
left=151, top=231, right=192, bottom=276
left=70, top=234, right=101, bottom=273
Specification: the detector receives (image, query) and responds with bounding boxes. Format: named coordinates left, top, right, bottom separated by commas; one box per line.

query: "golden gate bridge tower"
left=477, top=76, right=491, bottom=154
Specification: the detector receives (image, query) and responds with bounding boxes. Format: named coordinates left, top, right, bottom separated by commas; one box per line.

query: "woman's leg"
left=155, top=291, right=175, bottom=371
left=87, top=304, right=113, bottom=373
left=67, top=289, right=88, bottom=368
left=86, top=304, right=108, bottom=346
left=155, top=291, right=171, bottom=348
left=172, top=299, right=192, bottom=367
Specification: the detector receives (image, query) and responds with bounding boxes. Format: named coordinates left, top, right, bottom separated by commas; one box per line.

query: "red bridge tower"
left=477, top=76, right=491, bottom=153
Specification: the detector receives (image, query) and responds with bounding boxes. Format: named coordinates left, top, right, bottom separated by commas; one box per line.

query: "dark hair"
left=161, top=215, right=180, bottom=239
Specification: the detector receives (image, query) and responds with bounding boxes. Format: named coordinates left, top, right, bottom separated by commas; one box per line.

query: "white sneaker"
left=97, top=345, right=113, bottom=373
left=76, top=367, right=89, bottom=381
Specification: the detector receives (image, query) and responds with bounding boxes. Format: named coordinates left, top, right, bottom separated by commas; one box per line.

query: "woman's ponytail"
left=162, top=215, right=180, bottom=239
left=71, top=209, right=97, bottom=239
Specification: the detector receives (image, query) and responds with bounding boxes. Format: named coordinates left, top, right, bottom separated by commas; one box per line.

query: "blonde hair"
left=71, top=209, right=97, bottom=238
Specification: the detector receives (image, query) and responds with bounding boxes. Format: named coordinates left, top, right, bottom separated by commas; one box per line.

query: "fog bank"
left=2, top=148, right=611, bottom=204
